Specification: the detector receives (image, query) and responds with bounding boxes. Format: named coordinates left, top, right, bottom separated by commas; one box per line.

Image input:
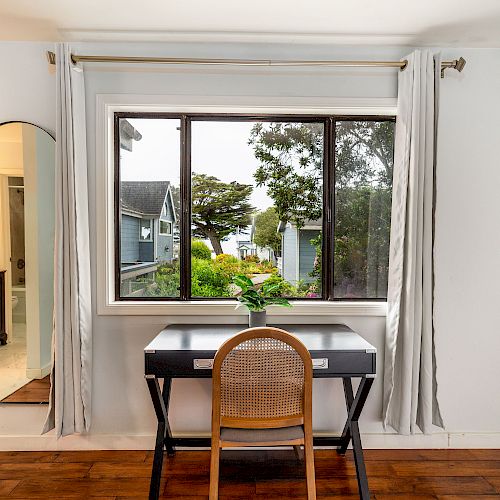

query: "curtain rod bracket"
left=46, top=51, right=56, bottom=65
left=441, top=57, right=466, bottom=78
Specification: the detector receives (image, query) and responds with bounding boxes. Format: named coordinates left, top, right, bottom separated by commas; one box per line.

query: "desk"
left=145, top=324, right=376, bottom=500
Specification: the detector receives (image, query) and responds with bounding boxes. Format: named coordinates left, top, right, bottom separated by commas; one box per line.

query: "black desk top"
left=145, top=324, right=376, bottom=378
left=145, top=324, right=376, bottom=353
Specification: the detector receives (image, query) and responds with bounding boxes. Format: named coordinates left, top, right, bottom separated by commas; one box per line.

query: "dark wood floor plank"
left=391, top=460, right=500, bottom=477
left=412, top=477, right=497, bottom=495
left=374, top=495, right=438, bottom=500
left=0, top=480, right=20, bottom=496
left=0, top=451, right=59, bottom=463
left=437, top=496, right=500, bottom=500
left=361, top=449, right=477, bottom=461
left=163, top=475, right=255, bottom=497
left=484, top=477, right=500, bottom=494
left=55, top=451, right=148, bottom=463
left=89, top=462, right=157, bottom=479
left=470, top=450, right=500, bottom=460
left=0, top=463, right=91, bottom=480
left=9, top=479, right=150, bottom=498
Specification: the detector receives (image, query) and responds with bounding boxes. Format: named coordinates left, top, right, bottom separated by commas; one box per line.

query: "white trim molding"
left=3, top=431, right=500, bottom=451
left=62, top=29, right=418, bottom=46
left=26, top=362, right=52, bottom=380
left=96, top=93, right=397, bottom=316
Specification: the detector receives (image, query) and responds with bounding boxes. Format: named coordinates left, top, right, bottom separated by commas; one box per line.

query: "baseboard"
left=25, top=363, right=51, bottom=379
left=1, top=431, right=500, bottom=451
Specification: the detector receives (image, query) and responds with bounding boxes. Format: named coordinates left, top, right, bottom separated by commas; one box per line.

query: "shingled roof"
left=121, top=181, right=170, bottom=216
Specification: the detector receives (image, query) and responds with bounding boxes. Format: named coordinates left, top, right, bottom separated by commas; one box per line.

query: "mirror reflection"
left=0, top=122, right=55, bottom=404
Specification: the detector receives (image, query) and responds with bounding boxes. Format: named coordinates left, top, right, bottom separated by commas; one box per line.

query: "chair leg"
left=304, top=437, right=316, bottom=500
left=293, top=445, right=302, bottom=461
left=209, top=441, right=220, bottom=500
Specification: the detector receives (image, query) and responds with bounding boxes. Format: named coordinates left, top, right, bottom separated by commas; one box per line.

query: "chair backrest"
left=212, top=327, right=313, bottom=430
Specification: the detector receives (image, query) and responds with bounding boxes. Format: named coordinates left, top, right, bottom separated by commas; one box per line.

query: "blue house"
left=277, top=218, right=321, bottom=285
left=120, top=181, right=177, bottom=295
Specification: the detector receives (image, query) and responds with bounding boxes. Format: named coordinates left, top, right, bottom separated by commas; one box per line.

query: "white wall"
left=434, top=48, right=500, bottom=438
left=0, top=42, right=56, bottom=135
left=0, top=42, right=499, bottom=449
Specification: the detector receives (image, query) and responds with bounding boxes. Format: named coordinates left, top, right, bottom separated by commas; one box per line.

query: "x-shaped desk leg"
left=337, top=376, right=374, bottom=500
left=146, top=376, right=175, bottom=500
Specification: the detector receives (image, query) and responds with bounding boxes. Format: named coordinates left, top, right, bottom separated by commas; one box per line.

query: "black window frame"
left=114, top=112, right=395, bottom=302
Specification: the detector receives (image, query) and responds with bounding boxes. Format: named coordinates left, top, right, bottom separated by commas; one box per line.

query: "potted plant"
left=232, top=274, right=291, bottom=327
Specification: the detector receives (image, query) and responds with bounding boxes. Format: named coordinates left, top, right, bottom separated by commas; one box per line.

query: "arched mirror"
left=0, top=122, right=55, bottom=404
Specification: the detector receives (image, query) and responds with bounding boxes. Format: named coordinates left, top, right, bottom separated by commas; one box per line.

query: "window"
left=160, top=220, right=172, bottom=235
left=115, top=114, right=394, bottom=301
left=139, top=219, right=152, bottom=241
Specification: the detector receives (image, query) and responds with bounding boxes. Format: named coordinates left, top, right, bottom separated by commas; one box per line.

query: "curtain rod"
left=46, top=51, right=466, bottom=78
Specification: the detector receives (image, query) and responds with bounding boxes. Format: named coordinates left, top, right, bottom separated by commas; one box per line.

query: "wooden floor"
left=0, top=449, right=499, bottom=499
left=0, top=376, right=50, bottom=404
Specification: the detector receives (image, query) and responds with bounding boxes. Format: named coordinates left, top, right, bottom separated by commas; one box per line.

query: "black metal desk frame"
left=145, top=324, right=376, bottom=500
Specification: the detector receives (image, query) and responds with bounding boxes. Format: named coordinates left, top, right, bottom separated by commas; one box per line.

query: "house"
left=120, top=181, right=177, bottom=295
left=277, top=219, right=321, bottom=285
left=236, top=218, right=275, bottom=262
left=235, top=222, right=257, bottom=260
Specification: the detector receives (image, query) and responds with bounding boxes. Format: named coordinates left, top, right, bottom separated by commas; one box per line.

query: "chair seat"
left=220, top=425, right=304, bottom=443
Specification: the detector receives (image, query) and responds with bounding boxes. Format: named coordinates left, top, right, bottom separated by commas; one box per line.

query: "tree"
left=253, top=207, right=281, bottom=256
left=249, top=122, right=323, bottom=228
left=191, top=173, right=254, bottom=255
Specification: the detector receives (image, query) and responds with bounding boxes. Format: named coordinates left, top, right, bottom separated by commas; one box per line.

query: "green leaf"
left=232, top=274, right=254, bottom=290
left=261, top=282, right=281, bottom=296
left=238, top=294, right=263, bottom=311
left=240, top=289, right=265, bottom=309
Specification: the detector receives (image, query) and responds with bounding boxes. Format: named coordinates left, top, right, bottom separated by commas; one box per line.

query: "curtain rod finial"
left=455, top=57, right=466, bottom=73
left=46, top=51, right=56, bottom=66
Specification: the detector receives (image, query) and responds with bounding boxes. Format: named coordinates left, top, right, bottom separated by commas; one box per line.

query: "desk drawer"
left=145, top=350, right=375, bottom=378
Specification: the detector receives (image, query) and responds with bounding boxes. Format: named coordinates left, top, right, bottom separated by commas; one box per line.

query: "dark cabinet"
left=0, top=270, right=6, bottom=345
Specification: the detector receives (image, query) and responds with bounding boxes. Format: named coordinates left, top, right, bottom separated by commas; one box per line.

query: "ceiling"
left=1, top=0, right=500, bottom=47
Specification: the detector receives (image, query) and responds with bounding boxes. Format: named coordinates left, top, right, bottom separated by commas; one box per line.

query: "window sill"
left=97, top=299, right=387, bottom=317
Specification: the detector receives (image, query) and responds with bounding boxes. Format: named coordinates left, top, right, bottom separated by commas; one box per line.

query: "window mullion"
left=179, top=116, right=192, bottom=300
left=322, top=117, right=335, bottom=301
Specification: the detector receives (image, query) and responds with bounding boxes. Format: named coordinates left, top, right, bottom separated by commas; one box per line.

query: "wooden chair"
left=210, top=326, right=316, bottom=500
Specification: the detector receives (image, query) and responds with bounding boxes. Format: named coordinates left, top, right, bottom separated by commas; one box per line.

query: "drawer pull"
left=194, top=358, right=213, bottom=369
left=313, top=358, right=329, bottom=369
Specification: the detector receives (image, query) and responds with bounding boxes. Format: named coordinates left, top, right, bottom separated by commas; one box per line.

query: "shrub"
left=191, top=257, right=232, bottom=297
left=145, top=261, right=180, bottom=297
left=244, top=254, right=260, bottom=263
left=215, top=253, right=238, bottom=264
left=262, top=274, right=296, bottom=297
left=191, top=240, right=212, bottom=260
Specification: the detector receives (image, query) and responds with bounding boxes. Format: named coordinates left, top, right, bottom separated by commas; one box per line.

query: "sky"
left=120, top=118, right=274, bottom=255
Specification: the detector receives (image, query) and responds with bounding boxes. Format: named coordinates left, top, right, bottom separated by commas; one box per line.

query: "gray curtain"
left=383, top=50, right=444, bottom=435
left=43, top=43, right=92, bottom=437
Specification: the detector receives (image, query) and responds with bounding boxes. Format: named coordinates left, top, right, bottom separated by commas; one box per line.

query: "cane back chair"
left=209, top=327, right=315, bottom=499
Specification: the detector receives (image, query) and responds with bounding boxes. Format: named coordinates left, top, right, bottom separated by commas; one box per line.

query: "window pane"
left=118, top=118, right=181, bottom=298
left=334, top=121, right=394, bottom=299
left=190, top=120, right=324, bottom=298
left=139, top=220, right=152, bottom=240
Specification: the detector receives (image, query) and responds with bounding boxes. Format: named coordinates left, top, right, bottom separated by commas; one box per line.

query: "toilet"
left=12, top=295, right=18, bottom=310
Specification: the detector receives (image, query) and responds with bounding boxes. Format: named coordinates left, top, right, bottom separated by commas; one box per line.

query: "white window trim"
left=96, top=93, right=396, bottom=316
left=159, top=220, right=172, bottom=236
